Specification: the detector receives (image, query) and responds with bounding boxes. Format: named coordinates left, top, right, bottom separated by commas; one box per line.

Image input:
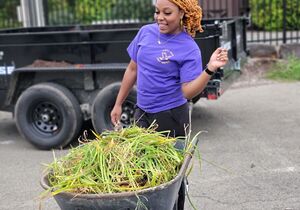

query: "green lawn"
left=266, top=56, right=300, bottom=81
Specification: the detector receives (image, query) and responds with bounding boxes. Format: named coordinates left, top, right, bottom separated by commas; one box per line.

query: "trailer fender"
left=91, top=82, right=137, bottom=133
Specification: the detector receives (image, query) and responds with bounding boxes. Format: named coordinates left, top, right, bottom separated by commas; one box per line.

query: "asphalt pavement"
left=0, top=80, right=300, bottom=210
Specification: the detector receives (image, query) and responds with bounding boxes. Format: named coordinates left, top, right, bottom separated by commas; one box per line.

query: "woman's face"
left=154, top=0, right=184, bottom=34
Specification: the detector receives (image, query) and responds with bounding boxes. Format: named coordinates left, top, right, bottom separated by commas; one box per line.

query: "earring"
left=180, top=18, right=183, bottom=28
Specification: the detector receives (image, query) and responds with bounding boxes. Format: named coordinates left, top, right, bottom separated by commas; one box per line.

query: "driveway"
left=187, top=80, right=300, bottom=210
left=0, top=79, right=300, bottom=210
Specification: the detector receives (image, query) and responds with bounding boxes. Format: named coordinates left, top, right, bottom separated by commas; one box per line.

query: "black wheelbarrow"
left=40, top=137, right=200, bottom=210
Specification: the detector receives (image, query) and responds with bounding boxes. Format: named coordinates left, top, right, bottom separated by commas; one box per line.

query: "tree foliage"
left=250, top=0, right=300, bottom=31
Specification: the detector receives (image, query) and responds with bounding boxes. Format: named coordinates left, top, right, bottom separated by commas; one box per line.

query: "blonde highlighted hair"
left=169, top=0, right=203, bottom=37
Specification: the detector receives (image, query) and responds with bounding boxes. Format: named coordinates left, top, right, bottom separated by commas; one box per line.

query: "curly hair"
left=169, top=0, right=203, bottom=37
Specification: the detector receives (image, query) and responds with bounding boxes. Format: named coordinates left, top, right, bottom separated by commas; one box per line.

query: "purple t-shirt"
left=127, top=23, right=203, bottom=113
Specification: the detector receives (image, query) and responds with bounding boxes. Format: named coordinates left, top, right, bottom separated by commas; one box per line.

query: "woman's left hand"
left=207, top=48, right=228, bottom=72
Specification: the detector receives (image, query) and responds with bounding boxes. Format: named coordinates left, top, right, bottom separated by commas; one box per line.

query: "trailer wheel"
left=91, top=82, right=137, bottom=133
left=15, top=83, right=83, bottom=149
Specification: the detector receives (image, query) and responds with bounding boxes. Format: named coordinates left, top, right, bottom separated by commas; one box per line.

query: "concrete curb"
left=248, top=43, right=300, bottom=59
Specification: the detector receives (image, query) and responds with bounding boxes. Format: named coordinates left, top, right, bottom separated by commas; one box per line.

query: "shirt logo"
left=157, top=49, right=174, bottom=64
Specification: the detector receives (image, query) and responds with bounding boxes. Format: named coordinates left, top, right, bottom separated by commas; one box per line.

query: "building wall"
left=199, top=0, right=249, bottom=18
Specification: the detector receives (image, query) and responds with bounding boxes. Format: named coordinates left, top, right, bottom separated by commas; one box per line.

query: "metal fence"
left=0, top=0, right=22, bottom=29
left=248, top=0, right=300, bottom=45
left=44, top=0, right=154, bottom=25
left=0, top=0, right=299, bottom=45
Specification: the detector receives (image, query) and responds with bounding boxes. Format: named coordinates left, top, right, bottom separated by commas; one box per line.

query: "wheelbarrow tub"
left=40, top=154, right=193, bottom=210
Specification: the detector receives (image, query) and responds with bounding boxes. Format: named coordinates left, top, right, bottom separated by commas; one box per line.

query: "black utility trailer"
left=0, top=18, right=248, bottom=149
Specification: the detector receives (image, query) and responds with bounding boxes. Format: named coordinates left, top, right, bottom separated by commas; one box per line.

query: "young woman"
left=111, top=0, right=228, bottom=139
left=111, top=1, right=228, bottom=208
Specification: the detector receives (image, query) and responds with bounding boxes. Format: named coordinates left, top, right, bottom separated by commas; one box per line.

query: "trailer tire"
left=91, top=82, right=136, bottom=133
left=15, top=83, right=83, bottom=150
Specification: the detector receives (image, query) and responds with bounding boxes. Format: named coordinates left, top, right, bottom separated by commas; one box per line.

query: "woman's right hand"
left=207, top=47, right=228, bottom=71
left=110, top=60, right=137, bottom=127
left=110, top=104, right=122, bottom=126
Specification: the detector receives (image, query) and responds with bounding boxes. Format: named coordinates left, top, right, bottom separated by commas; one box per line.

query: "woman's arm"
left=182, top=48, right=228, bottom=99
left=111, top=59, right=137, bottom=126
